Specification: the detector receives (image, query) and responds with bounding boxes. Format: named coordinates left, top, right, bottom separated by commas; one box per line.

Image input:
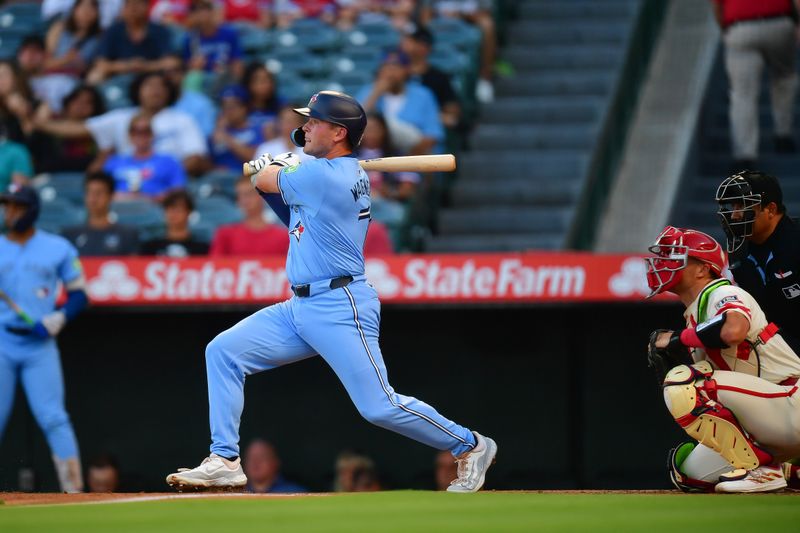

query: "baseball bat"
left=0, top=289, right=35, bottom=326
left=243, top=154, right=456, bottom=177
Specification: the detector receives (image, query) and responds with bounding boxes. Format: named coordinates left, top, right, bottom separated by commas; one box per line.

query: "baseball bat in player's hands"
left=0, top=289, right=35, bottom=325
left=243, top=154, right=456, bottom=176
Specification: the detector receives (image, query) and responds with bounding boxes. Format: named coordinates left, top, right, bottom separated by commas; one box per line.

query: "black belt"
left=292, top=275, right=354, bottom=297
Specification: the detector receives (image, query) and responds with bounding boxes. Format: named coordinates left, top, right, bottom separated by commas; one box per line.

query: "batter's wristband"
left=678, top=328, right=703, bottom=348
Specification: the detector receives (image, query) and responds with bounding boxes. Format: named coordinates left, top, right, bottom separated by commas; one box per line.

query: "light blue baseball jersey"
left=0, top=231, right=83, bottom=343
left=277, top=155, right=370, bottom=286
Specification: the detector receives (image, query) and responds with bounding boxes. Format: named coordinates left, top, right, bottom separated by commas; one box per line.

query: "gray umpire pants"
left=723, top=17, right=798, bottom=160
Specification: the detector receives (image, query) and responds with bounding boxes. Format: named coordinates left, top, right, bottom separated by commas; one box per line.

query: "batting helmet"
left=715, top=170, right=785, bottom=253
left=644, top=226, right=727, bottom=298
left=291, top=91, right=367, bottom=149
left=0, top=184, right=40, bottom=233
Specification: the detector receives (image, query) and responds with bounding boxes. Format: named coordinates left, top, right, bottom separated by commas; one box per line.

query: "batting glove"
left=270, top=152, right=302, bottom=168
left=5, top=311, right=66, bottom=339
left=247, top=153, right=272, bottom=186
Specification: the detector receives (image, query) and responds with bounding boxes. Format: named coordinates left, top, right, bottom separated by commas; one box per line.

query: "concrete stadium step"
left=456, top=152, right=590, bottom=181
left=437, top=206, right=573, bottom=235
left=519, top=1, right=637, bottom=21
left=508, top=23, right=629, bottom=46
left=504, top=46, right=622, bottom=71
left=424, top=233, right=566, bottom=252
left=478, top=98, right=604, bottom=125
left=470, top=124, right=598, bottom=151
left=496, top=72, right=614, bottom=98
left=450, top=179, right=582, bottom=207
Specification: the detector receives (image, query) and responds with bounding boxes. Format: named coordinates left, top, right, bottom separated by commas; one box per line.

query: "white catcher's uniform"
left=672, top=279, right=800, bottom=482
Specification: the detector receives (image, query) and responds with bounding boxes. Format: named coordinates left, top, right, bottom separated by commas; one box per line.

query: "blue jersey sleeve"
left=166, top=156, right=188, bottom=189
left=277, top=161, right=328, bottom=217
left=57, top=242, right=83, bottom=285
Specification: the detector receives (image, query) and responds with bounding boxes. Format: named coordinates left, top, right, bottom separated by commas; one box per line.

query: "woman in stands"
left=43, top=0, right=103, bottom=79
left=0, top=60, right=36, bottom=143
left=241, top=62, right=283, bottom=140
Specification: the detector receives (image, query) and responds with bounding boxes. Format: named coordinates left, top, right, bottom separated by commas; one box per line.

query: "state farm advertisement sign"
left=81, top=254, right=662, bottom=306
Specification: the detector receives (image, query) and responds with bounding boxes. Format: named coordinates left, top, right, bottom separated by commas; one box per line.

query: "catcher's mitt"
left=647, top=329, right=693, bottom=385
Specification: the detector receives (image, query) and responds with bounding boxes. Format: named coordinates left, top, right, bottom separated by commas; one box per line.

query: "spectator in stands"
left=242, top=63, right=282, bottom=138
left=274, top=0, right=338, bottom=27
left=32, top=71, right=210, bottom=176
left=43, top=0, right=123, bottom=29
left=357, top=49, right=444, bottom=155
left=210, top=85, right=263, bottom=173
left=17, top=35, right=80, bottom=117
left=242, top=439, right=307, bottom=493
left=27, top=84, right=105, bottom=174
left=62, top=171, right=140, bottom=256
left=140, top=190, right=209, bottom=256
left=103, top=113, right=188, bottom=201
left=420, top=0, right=497, bottom=104
left=210, top=175, right=289, bottom=256
left=253, top=103, right=314, bottom=162
left=43, top=0, right=103, bottom=82
left=333, top=450, right=382, bottom=492
left=150, top=0, right=192, bottom=25
left=401, top=26, right=461, bottom=131
left=220, top=0, right=274, bottom=28
left=711, top=0, right=799, bottom=170
left=86, top=0, right=180, bottom=84
left=433, top=450, right=457, bottom=491
left=164, top=61, right=218, bottom=137
left=86, top=454, right=121, bottom=493
left=0, top=60, right=35, bottom=142
left=182, top=0, right=245, bottom=84
left=364, top=220, right=394, bottom=255
left=0, top=123, right=33, bottom=192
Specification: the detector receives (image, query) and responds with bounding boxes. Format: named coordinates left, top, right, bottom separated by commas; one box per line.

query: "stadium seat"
left=332, top=47, right=382, bottom=75
left=37, top=198, right=85, bottom=234
left=194, top=196, right=241, bottom=226
left=344, top=21, right=400, bottom=49
left=99, top=75, right=134, bottom=110
left=194, top=170, right=240, bottom=200
left=110, top=199, right=164, bottom=233
left=283, top=23, right=340, bottom=53
left=239, top=26, right=273, bottom=54
left=36, top=172, right=87, bottom=204
left=427, top=17, right=482, bottom=52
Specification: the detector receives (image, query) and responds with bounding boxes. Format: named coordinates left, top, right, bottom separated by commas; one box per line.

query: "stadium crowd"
left=0, top=0, right=498, bottom=254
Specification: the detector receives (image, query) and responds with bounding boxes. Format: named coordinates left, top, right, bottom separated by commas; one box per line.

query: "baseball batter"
left=166, top=91, right=497, bottom=492
left=0, top=185, right=89, bottom=492
left=645, top=226, right=800, bottom=493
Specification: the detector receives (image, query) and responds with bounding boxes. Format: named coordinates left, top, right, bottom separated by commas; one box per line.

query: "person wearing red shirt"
left=711, top=0, right=800, bottom=169
left=210, top=174, right=289, bottom=256
left=364, top=220, right=394, bottom=255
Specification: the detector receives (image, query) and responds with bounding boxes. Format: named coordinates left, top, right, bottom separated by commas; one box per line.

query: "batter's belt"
left=291, top=274, right=365, bottom=297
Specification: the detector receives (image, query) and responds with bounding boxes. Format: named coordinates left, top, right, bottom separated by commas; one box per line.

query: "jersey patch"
left=774, top=270, right=793, bottom=279
left=289, top=220, right=305, bottom=243
left=715, top=295, right=741, bottom=309
left=284, top=164, right=300, bottom=174
left=782, top=283, right=800, bottom=299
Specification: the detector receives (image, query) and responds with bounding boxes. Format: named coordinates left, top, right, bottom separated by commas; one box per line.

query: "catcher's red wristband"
left=679, top=328, right=703, bottom=348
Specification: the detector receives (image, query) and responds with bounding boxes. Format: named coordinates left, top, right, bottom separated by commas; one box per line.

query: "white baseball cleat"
left=446, top=432, right=498, bottom=493
left=166, top=454, right=247, bottom=491
left=715, top=464, right=787, bottom=493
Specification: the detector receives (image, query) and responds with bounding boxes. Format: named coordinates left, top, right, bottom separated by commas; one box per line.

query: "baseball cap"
left=0, top=184, right=39, bottom=206
left=742, top=171, right=784, bottom=209
left=407, top=26, right=434, bottom=47
left=382, top=49, right=411, bottom=66
left=219, top=84, right=248, bottom=103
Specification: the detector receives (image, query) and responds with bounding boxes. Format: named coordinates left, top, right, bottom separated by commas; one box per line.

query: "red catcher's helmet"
left=644, top=226, right=728, bottom=298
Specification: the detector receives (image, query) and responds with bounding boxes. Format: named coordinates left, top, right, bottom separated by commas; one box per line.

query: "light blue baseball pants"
left=206, top=280, right=476, bottom=458
left=0, top=338, right=80, bottom=459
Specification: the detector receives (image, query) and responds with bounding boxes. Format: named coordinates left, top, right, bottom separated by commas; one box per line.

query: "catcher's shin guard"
left=668, top=442, right=717, bottom=493
left=663, top=363, right=773, bottom=470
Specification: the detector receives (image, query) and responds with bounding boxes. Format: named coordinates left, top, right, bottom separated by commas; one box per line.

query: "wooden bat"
left=243, top=154, right=456, bottom=176
left=0, top=289, right=35, bottom=326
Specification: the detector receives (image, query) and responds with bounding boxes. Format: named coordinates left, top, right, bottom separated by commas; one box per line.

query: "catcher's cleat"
left=783, top=462, right=800, bottom=490
left=446, top=432, right=497, bottom=493
left=715, top=464, right=787, bottom=493
left=166, top=454, right=247, bottom=491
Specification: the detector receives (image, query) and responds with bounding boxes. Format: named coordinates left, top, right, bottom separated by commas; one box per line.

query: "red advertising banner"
left=81, top=254, right=672, bottom=306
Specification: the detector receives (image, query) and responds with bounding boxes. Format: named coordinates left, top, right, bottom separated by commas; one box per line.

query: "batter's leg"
left=19, top=343, right=83, bottom=492
left=0, top=351, right=17, bottom=440
left=299, top=283, right=477, bottom=456
left=206, top=299, right=315, bottom=459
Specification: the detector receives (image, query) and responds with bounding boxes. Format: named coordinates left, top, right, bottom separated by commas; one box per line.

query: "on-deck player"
left=645, top=226, right=800, bottom=493
left=0, top=185, right=89, bottom=492
left=166, top=91, right=497, bottom=492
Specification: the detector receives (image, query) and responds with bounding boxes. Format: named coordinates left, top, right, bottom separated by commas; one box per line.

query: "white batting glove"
left=41, top=311, right=66, bottom=337
left=247, top=153, right=272, bottom=186
left=270, top=152, right=302, bottom=168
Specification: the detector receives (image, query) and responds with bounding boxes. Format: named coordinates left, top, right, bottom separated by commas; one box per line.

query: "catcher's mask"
left=644, top=226, right=727, bottom=298
left=715, top=173, right=762, bottom=253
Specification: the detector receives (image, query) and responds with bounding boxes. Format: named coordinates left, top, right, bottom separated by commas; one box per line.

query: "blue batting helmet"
left=291, top=91, right=367, bottom=149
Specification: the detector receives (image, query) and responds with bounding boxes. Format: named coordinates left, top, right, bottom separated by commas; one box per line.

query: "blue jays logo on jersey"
left=289, top=220, right=305, bottom=243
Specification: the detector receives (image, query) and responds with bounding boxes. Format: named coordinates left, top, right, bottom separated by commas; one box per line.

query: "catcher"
left=645, top=226, right=800, bottom=493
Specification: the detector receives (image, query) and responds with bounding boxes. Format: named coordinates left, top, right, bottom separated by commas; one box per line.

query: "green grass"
left=1, top=491, right=799, bottom=533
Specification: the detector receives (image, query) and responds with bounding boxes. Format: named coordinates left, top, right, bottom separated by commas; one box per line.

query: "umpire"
left=716, top=170, right=800, bottom=352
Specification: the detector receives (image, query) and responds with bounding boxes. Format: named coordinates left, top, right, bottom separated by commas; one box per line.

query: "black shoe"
left=774, top=136, right=796, bottom=153
left=730, top=159, right=756, bottom=173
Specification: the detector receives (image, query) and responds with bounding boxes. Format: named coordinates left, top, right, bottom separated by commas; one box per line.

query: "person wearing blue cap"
left=0, top=184, right=89, bottom=493
left=210, top=84, right=264, bottom=173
